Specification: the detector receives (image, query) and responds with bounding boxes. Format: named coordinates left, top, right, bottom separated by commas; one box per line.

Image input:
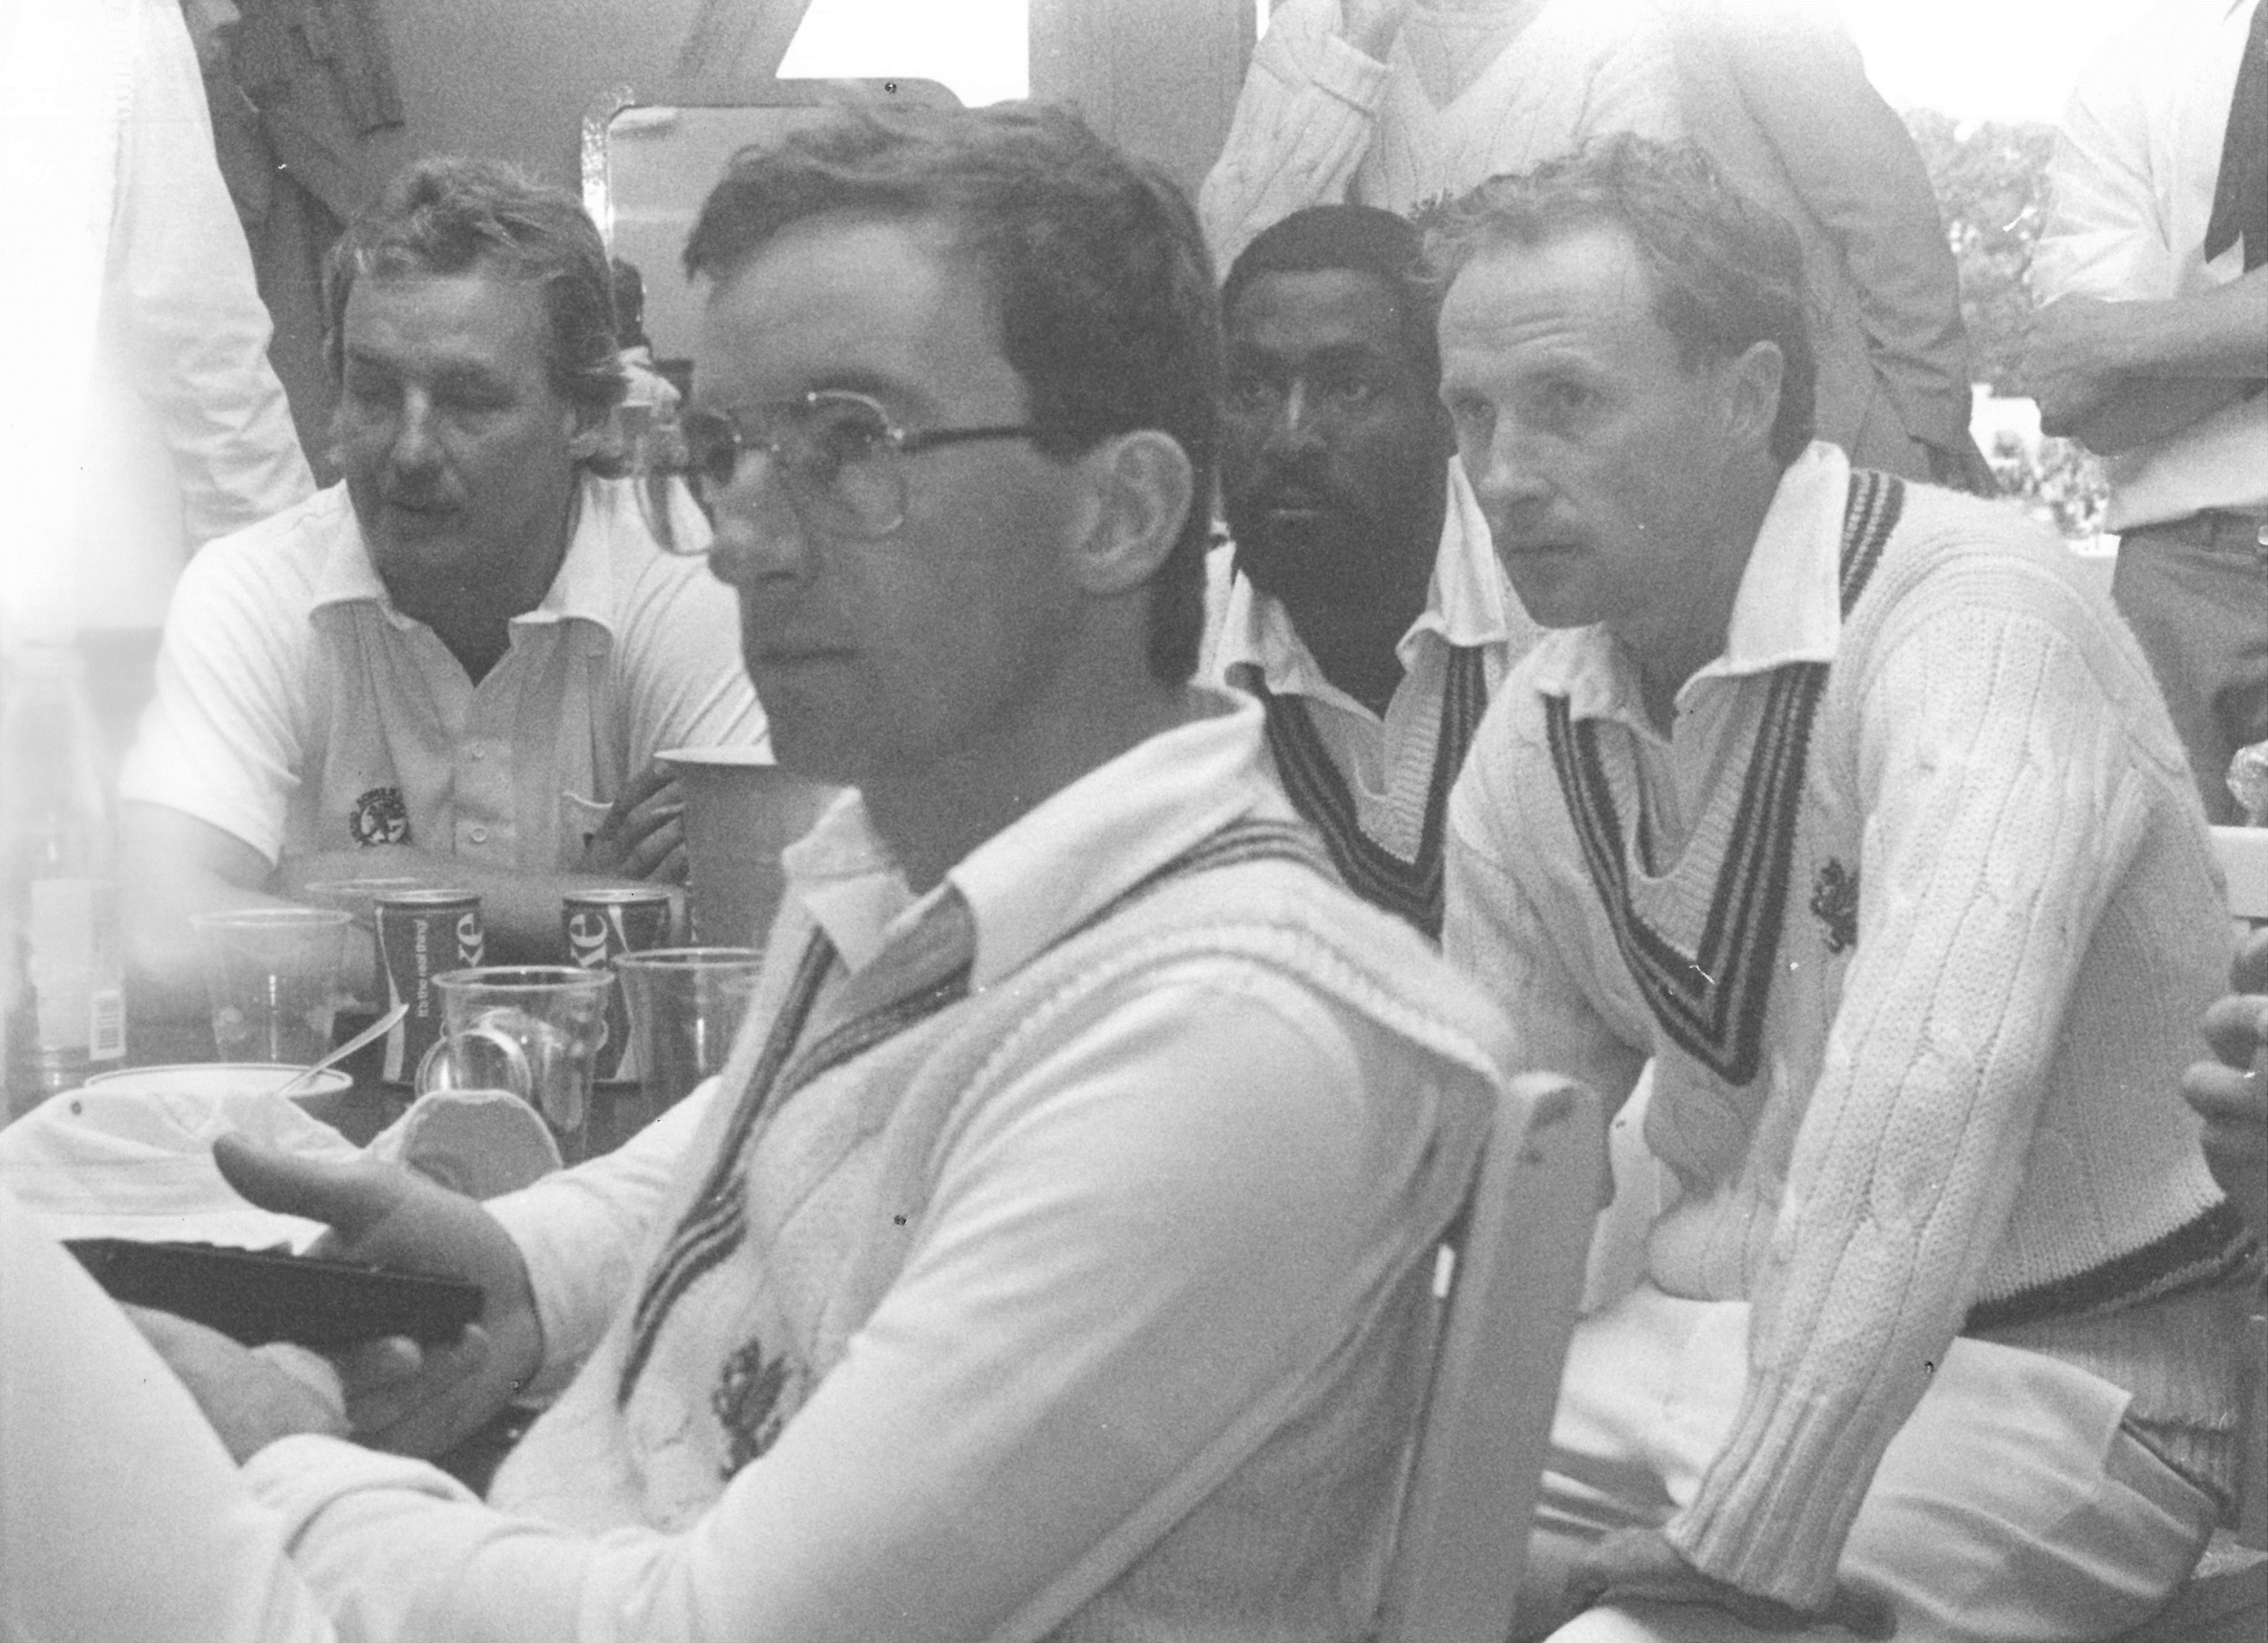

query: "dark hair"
left=324, top=156, right=626, bottom=470
left=609, top=256, right=651, bottom=354
left=1422, top=135, right=1815, bottom=464
left=683, top=103, right=1219, bottom=685
left=1221, top=204, right=1441, bottom=386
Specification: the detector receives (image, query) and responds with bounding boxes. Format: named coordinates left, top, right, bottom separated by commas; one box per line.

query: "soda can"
left=374, top=890, right=485, bottom=1085
left=562, top=888, right=675, bottom=1082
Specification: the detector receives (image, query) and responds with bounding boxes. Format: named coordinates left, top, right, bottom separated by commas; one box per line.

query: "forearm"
left=2057, top=376, right=2259, bottom=454
left=2098, top=269, right=2268, bottom=380
left=1667, top=605, right=2149, bottom=1605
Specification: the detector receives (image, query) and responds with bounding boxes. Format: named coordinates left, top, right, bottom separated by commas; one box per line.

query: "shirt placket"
left=454, top=629, right=531, bottom=864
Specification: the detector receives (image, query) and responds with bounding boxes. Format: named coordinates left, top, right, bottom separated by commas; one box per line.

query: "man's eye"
left=341, top=369, right=394, bottom=409
left=1536, top=380, right=1596, bottom=425
left=1319, top=374, right=1380, bottom=408
left=1223, top=375, right=1278, bottom=412
left=1445, top=394, right=1494, bottom=447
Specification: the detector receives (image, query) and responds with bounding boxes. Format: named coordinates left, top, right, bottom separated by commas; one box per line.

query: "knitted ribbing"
left=1452, top=480, right=2247, bottom=1608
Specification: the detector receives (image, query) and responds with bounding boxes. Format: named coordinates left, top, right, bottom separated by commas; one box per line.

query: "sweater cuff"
left=244, top=1431, right=477, bottom=1538
left=1315, top=33, right=1391, bottom=111
left=1660, top=1377, right=1891, bottom=1611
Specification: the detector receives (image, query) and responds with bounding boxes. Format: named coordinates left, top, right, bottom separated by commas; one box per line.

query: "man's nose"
left=387, top=390, right=444, bottom=472
left=1261, top=380, right=1325, bottom=459
left=1468, top=415, right=1552, bottom=513
left=705, top=456, right=811, bottom=588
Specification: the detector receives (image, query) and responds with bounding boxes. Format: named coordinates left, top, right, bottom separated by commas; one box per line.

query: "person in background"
left=1437, top=135, right=2251, bottom=1640
left=1200, top=0, right=1678, bottom=269
left=117, top=157, right=763, bottom=1009
left=2026, top=0, right=2268, bottom=824
left=608, top=255, right=683, bottom=419
left=1666, top=0, right=1993, bottom=491
left=1200, top=0, right=1986, bottom=491
left=120, top=104, right=1516, bottom=1643
left=0, top=0, right=313, bottom=740
left=1210, top=203, right=1537, bottom=936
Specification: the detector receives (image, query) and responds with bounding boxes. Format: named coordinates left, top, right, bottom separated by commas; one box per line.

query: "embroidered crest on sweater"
left=1250, top=644, right=1490, bottom=939
left=713, top=1334, right=806, bottom=1477
left=615, top=816, right=1335, bottom=1408
left=1543, top=471, right=1901, bottom=1085
left=349, top=785, right=410, bottom=846
left=1811, top=859, right=1859, bottom=954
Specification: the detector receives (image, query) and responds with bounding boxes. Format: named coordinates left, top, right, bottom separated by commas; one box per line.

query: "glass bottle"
left=1, top=639, right=126, bottom=1113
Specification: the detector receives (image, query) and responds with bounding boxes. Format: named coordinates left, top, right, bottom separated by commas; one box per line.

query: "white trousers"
left=1529, top=1286, right=2217, bottom=1642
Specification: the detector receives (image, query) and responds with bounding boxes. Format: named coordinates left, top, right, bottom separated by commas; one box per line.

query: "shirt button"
left=469, top=747, right=485, bottom=762
left=469, top=825, right=489, bottom=844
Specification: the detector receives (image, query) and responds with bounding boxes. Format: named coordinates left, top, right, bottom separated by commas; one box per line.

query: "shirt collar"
left=1523, top=442, right=1849, bottom=721
left=1213, top=457, right=1508, bottom=713
left=309, top=474, right=619, bottom=637
left=781, top=690, right=1293, bottom=988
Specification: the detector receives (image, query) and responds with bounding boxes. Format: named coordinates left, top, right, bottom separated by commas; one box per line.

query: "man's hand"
left=128, top=1306, right=350, bottom=1464
left=2183, top=929, right=2268, bottom=1235
left=1569, top=1528, right=1895, bottom=1638
left=213, top=1132, right=543, bottom=1457
left=578, top=761, right=689, bottom=884
left=1343, top=0, right=1411, bottom=60
left=2024, top=295, right=2131, bottom=438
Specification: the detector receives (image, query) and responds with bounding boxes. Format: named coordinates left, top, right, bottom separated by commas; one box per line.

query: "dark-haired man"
left=1212, top=203, right=1537, bottom=936
left=119, top=157, right=762, bottom=998
left=1438, top=137, right=2251, bottom=1639
left=125, top=105, right=1515, bottom=1642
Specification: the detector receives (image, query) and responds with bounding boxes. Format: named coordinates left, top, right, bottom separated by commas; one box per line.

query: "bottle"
left=1, top=638, right=126, bottom=1113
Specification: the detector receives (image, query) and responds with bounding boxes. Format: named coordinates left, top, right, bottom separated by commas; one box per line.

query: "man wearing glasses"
left=120, top=106, right=1516, bottom=1642
left=118, top=157, right=761, bottom=1002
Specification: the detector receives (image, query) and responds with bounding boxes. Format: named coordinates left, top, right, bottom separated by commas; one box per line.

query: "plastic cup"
left=419, top=966, right=612, bottom=1162
left=190, top=907, right=352, bottom=1067
left=613, top=947, right=765, bottom=1118
left=300, top=877, right=428, bottom=1014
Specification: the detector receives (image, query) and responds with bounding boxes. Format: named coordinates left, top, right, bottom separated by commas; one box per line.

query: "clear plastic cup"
left=190, top=907, right=352, bottom=1066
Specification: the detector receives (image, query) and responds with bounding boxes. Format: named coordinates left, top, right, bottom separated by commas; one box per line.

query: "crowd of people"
left=5, top=2, right=2268, bottom=1641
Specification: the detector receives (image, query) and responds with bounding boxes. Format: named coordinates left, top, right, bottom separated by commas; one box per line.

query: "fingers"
left=346, top=1325, right=508, bottom=1458
left=212, top=1133, right=411, bottom=1243
left=2198, top=995, right=2268, bottom=1067
left=622, top=811, right=686, bottom=881
left=1825, top=1582, right=1897, bottom=1640
left=2233, top=928, right=2268, bottom=995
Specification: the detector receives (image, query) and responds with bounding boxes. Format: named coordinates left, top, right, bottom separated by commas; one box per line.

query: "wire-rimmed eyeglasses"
left=652, top=389, right=1038, bottom=548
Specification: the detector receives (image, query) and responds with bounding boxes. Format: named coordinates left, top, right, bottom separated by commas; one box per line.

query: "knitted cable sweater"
left=1446, top=472, right=2251, bottom=1609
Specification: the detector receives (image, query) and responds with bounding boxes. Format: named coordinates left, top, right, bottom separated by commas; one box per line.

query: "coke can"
left=375, top=890, right=485, bottom=1085
left=562, top=888, right=675, bottom=1082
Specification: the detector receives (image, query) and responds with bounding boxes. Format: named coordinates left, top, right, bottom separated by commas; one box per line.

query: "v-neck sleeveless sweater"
left=1449, top=475, right=2251, bottom=1607
left=488, top=848, right=1513, bottom=1636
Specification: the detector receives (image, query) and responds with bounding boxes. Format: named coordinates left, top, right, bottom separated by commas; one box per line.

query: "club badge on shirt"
left=350, top=786, right=412, bottom=847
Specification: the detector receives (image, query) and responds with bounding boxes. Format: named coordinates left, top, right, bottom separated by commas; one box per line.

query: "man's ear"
left=1068, top=430, right=1196, bottom=596
left=1723, top=340, right=1785, bottom=454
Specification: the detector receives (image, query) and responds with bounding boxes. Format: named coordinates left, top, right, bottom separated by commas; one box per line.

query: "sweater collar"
left=781, top=691, right=1294, bottom=988
left=1213, top=458, right=1512, bottom=716
left=1524, top=441, right=1850, bottom=726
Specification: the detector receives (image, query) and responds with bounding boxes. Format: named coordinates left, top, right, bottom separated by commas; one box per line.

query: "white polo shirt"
left=122, top=475, right=765, bottom=871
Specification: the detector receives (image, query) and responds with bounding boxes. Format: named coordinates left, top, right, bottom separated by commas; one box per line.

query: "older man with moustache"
left=1439, top=137, right=2253, bottom=1640
left=119, top=158, right=761, bottom=1004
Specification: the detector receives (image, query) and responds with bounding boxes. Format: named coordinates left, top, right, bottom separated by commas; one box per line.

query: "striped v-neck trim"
left=1255, top=644, right=1490, bottom=938
left=1544, top=471, right=1901, bottom=1084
